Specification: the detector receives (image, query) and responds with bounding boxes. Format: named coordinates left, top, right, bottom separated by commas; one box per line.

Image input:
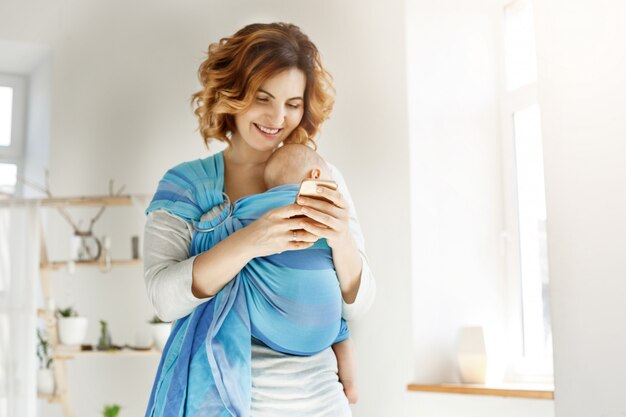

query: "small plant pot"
left=58, top=317, right=88, bottom=345
left=37, top=368, right=55, bottom=395
left=150, top=323, right=172, bottom=352
left=134, top=325, right=153, bottom=349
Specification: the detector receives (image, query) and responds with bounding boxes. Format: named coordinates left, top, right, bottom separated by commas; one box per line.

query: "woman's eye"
left=256, top=97, right=269, bottom=103
left=287, top=103, right=301, bottom=109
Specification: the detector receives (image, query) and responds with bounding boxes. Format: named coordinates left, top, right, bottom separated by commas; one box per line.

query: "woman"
left=144, top=22, right=375, bottom=417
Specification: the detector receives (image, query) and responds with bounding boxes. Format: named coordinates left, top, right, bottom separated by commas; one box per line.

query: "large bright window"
left=0, top=74, right=26, bottom=197
left=501, top=0, right=553, bottom=381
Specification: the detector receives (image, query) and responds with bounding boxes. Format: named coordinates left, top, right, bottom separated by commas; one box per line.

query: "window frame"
left=498, top=0, right=554, bottom=384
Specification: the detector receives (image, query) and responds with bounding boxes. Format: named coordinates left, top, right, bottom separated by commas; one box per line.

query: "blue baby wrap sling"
left=144, top=152, right=349, bottom=417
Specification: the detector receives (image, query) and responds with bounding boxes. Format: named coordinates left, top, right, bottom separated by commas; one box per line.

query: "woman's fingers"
left=271, top=203, right=306, bottom=219
left=308, top=186, right=348, bottom=209
left=300, top=220, right=331, bottom=239
left=288, top=229, right=319, bottom=243
left=298, top=205, right=339, bottom=230
left=296, top=196, right=342, bottom=218
left=293, top=190, right=353, bottom=249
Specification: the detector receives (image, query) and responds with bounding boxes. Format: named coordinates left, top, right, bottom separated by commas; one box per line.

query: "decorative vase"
left=150, top=323, right=172, bottom=352
left=70, top=231, right=101, bottom=261
left=57, top=317, right=88, bottom=345
left=37, top=368, right=55, bottom=395
left=97, top=320, right=112, bottom=351
left=456, top=326, right=487, bottom=384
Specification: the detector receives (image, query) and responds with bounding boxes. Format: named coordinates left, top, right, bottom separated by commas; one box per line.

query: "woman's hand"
left=296, top=186, right=364, bottom=303
left=295, top=186, right=353, bottom=249
left=240, top=204, right=320, bottom=258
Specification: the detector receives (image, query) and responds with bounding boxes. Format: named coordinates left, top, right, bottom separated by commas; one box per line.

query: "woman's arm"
left=189, top=227, right=258, bottom=298
left=330, top=164, right=376, bottom=321
left=297, top=163, right=376, bottom=321
left=145, top=202, right=320, bottom=321
left=143, top=210, right=212, bottom=322
left=144, top=210, right=262, bottom=320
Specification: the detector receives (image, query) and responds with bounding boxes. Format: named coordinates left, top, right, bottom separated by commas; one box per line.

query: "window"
left=0, top=74, right=26, bottom=197
left=0, top=163, right=17, bottom=196
left=0, top=86, right=13, bottom=147
left=503, top=0, right=538, bottom=91
left=500, top=0, right=553, bottom=381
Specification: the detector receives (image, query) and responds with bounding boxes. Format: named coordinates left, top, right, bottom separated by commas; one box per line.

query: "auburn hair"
left=191, top=22, right=335, bottom=149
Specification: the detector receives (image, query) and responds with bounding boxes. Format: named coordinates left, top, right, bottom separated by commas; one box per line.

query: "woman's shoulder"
left=165, top=151, right=225, bottom=180
left=145, top=151, right=226, bottom=221
left=324, top=161, right=351, bottom=193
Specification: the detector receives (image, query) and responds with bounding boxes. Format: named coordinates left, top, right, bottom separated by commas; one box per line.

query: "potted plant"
left=36, top=329, right=55, bottom=395
left=102, top=404, right=121, bottom=417
left=148, top=315, right=171, bottom=352
left=56, top=306, right=88, bottom=346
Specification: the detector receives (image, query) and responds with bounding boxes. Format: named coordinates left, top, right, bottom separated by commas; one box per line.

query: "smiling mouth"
left=254, top=123, right=282, bottom=136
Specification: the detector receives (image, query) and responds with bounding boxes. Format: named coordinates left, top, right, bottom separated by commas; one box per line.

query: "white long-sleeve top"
left=143, top=162, right=375, bottom=416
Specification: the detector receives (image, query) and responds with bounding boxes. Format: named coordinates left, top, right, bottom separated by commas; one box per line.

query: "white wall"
left=533, top=1, right=626, bottom=416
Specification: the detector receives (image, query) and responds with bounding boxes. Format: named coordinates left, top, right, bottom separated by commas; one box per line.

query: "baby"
left=264, top=144, right=358, bottom=404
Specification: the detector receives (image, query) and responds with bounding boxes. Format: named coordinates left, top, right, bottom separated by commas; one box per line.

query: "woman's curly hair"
left=191, top=22, right=335, bottom=150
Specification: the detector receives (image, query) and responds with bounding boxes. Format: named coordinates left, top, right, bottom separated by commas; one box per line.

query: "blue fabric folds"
left=144, top=152, right=349, bottom=417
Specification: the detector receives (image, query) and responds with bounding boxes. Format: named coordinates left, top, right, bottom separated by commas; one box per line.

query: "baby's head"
left=264, top=144, right=331, bottom=189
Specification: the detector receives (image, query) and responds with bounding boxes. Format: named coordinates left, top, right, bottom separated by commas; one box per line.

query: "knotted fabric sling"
left=144, top=152, right=349, bottom=417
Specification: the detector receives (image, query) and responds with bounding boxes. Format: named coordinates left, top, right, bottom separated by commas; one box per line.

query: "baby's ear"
left=310, top=168, right=321, bottom=179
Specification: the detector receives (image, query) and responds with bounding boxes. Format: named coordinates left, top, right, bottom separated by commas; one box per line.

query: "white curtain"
left=0, top=201, right=39, bottom=417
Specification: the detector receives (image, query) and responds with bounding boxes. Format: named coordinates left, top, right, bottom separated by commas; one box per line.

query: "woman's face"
left=232, top=67, right=306, bottom=153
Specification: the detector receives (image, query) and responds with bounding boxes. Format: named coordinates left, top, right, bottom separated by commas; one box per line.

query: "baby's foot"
left=341, top=379, right=359, bottom=404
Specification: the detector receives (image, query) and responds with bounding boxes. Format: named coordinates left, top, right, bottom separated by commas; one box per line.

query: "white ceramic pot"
left=37, top=368, right=55, bottom=395
left=456, top=326, right=487, bottom=384
left=58, top=317, right=88, bottom=345
left=150, top=323, right=172, bottom=352
left=134, top=324, right=154, bottom=349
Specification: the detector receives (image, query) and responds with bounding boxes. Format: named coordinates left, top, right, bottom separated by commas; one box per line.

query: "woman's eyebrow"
left=258, top=89, right=304, bottom=101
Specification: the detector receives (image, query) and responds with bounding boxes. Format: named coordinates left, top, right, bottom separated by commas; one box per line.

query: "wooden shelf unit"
left=41, top=258, right=143, bottom=271
left=37, top=393, right=63, bottom=403
left=54, top=347, right=160, bottom=360
left=30, top=194, right=153, bottom=417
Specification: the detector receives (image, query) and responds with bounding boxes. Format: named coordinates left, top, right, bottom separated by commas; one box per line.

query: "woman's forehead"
left=258, top=68, right=306, bottom=98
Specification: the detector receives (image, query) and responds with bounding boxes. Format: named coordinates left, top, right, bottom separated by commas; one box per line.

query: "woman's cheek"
left=290, top=109, right=305, bottom=129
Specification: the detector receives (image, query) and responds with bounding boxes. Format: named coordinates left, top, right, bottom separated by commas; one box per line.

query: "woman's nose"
left=266, top=105, right=286, bottom=127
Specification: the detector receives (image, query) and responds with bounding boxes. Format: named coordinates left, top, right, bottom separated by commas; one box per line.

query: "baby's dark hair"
left=264, top=144, right=330, bottom=188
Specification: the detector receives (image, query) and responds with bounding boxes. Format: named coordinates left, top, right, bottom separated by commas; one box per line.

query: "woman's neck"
left=225, top=134, right=273, bottom=166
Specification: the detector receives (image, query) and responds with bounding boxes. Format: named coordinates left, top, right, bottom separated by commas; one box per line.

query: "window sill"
left=407, top=383, right=554, bottom=400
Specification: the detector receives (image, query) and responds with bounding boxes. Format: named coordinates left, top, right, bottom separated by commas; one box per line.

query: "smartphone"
left=295, top=179, right=338, bottom=204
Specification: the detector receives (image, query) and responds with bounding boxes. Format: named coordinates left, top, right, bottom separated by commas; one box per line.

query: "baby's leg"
left=332, top=338, right=358, bottom=404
